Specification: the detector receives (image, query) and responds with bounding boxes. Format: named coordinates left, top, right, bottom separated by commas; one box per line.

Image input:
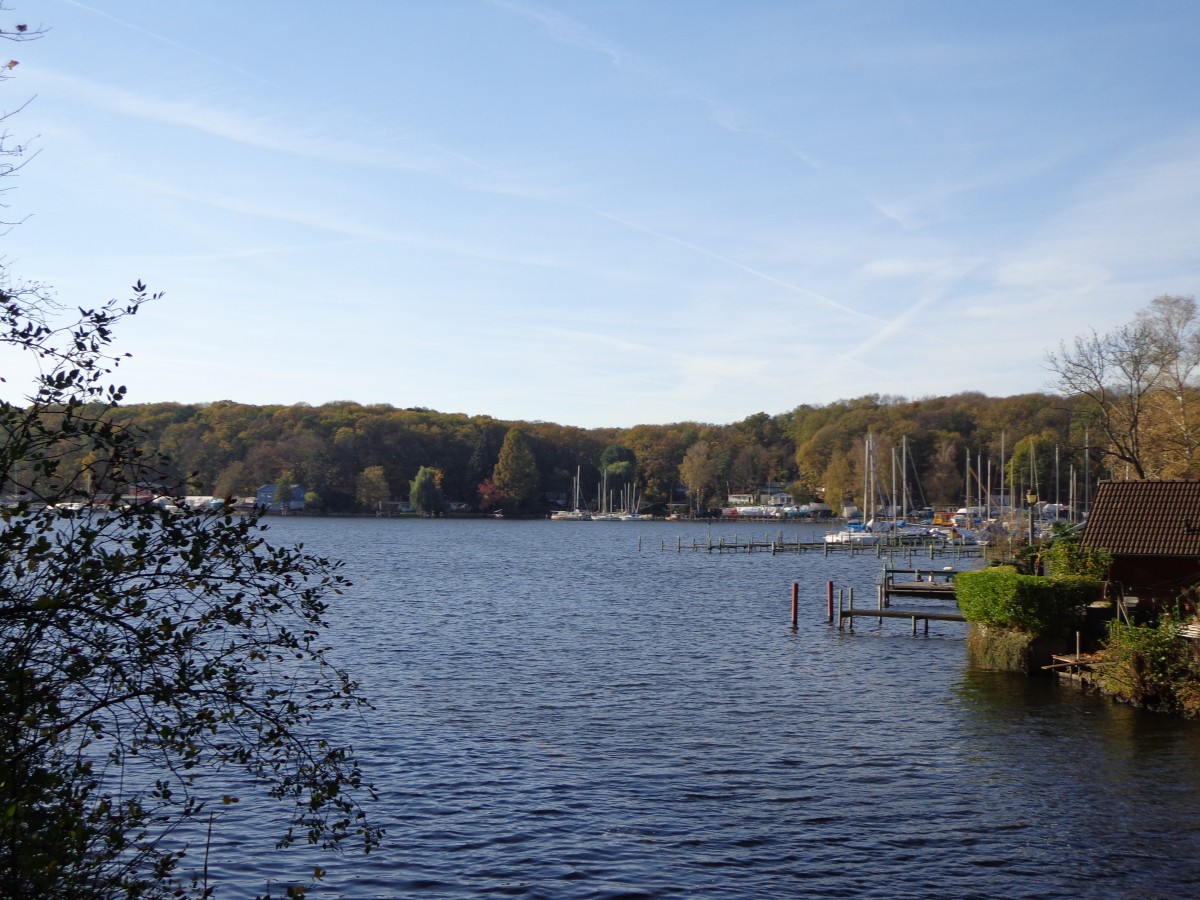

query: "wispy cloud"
left=588, top=205, right=877, bottom=323
left=490, top=0, right=820, bottom=167
left=133, top=176, right=579, bottom=269
left=31, top=68, right=562, bottom=206
left=56, top=0, right=285, bottom=90
left=31, top=69, right=433, bottom=171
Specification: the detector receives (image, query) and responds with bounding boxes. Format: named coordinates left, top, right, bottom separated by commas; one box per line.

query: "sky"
left=1, top=1, right=1199, bottom=429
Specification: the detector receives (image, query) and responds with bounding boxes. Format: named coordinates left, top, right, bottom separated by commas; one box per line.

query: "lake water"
left=201, top=518, right=1200, bottom=898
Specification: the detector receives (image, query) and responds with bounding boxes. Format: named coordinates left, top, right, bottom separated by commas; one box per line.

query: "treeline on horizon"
left=75, top=390, right=1101, bottom=514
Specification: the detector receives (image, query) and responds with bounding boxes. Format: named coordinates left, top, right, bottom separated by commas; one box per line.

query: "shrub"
left=966, top=624, right=1037, bottom=672
left=1095, top=619, right=1200, bottom=714
left=956, top=567, right=1097, bottom=637
left=1040, top=531, right=1112, bottom=579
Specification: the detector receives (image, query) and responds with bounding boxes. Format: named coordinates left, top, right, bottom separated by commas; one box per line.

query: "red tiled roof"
left=1081, top=480, right=1200, bottom=556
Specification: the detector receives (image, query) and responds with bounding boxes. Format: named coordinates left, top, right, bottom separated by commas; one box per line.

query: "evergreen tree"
left=492, top=428, right=540, bottom=512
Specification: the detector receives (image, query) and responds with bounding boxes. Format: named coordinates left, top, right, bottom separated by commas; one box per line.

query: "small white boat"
left=929, top=526, right=980, bottom=545
left=823, top=527, right=881, bottom=545
left=550, top=509, right=591, bottom=521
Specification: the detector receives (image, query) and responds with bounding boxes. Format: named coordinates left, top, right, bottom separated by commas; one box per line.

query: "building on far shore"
left=255, top=483, right=306, bottom=512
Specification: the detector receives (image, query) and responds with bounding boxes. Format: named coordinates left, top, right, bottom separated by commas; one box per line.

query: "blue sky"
left=2, top=1, right=1199, bottom=428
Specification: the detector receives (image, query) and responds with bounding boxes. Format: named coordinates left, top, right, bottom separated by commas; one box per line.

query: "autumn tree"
left=1046, top=295, right=1200, bottom=479
left=619, top=423, right=697, bottom=508
left=820, top=451, right=855, bottom=511
left=1136, top=295, right=1200, bottom=477
left=729, top=444, right=772, bottom=491
left=356, top=464, right=390, bottom=509
left=492, top=428, right=540, bottom=512
left=923, top=439, right=964, bottom=506
left=678, top=440, right=719, bottom=513
left=476, top=477, right=506, bottom=511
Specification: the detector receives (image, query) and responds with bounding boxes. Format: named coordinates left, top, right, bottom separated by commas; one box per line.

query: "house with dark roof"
left=1081, top=480, right=1200, bottom=604
left=255, top=483, right=306, bottom=512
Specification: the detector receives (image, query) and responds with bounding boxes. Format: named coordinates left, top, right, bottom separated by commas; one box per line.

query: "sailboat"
left=824, top=433, right=882, bottom=545
left=618, top=482, right=646, bottom=520
left=550, top=466, right=592, bottom=520
left=592, top=468, right=622, bottom=520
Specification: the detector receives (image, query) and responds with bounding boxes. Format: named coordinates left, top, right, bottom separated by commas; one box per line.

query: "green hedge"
left=956, top=566, right=1099, bottom=636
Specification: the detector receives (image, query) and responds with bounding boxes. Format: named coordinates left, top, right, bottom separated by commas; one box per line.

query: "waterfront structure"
left=1081, top=480, right=1200, bottom=605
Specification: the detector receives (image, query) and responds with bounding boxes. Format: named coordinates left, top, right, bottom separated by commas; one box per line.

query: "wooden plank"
left=887, top=583, right=956, bottom=594
left=843, top=607, right=965, bottom=622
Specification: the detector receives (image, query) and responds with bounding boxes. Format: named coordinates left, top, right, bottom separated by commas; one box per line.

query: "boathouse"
left=1081, top=480, right=1200, bottom=605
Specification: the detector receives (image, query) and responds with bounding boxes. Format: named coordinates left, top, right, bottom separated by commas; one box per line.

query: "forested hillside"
left=18, top=295, right=1197, bottom=516
left=77, top=391, right=1096, bottom=514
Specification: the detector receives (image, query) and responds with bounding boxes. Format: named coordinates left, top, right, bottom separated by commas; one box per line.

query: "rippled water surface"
left=206, top=518, right=1200, bottom=898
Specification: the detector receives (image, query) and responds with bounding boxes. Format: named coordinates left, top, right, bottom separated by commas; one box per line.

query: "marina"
left=660, top=529, right=986, bottom=561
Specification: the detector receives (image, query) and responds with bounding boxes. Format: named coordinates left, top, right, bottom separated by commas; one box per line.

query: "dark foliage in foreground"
left=0, top=285, right=381, bottom=897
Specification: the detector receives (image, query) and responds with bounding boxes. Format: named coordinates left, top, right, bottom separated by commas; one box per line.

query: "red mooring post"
left=826, top=580, right=834, bottom=624
left=790, top=582, right=799, bottom=629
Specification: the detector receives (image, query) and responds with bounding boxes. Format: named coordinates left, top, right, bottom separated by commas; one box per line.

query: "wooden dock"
left=663, top=533, right=984, bottom=560
left=819, top=569, right=968, bottom=636
left=837, top=603, right=966, bottom=635
left=878, top=567, right=961, bottom=601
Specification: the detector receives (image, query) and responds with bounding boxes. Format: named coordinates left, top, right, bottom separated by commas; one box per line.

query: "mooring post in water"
left=848, top=586, right=855, bottom=631
left=826, top=581, right=834, bottom=623
left=791, top=582, right=799, bottom=630
left=837, top=588, right=844, bottom=631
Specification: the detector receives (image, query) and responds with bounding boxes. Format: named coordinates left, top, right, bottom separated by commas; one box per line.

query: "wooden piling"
left=826, top=581, right=834, bottom=624
left=790, top=582, right=799, bottom=630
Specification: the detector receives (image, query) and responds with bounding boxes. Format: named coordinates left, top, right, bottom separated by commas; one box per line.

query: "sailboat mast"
left=890, top=446, right=897, bottom=519
left=964, top=451, right=969, bottom=513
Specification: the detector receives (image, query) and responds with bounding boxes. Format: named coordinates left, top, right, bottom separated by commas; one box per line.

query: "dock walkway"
left=878, top=567, right=961, bottom=602
left=816, top=565, right=970, bottom=636
left=838, top=604, right=966, bottom=635
left=664, top=533, right=983, bottom=561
